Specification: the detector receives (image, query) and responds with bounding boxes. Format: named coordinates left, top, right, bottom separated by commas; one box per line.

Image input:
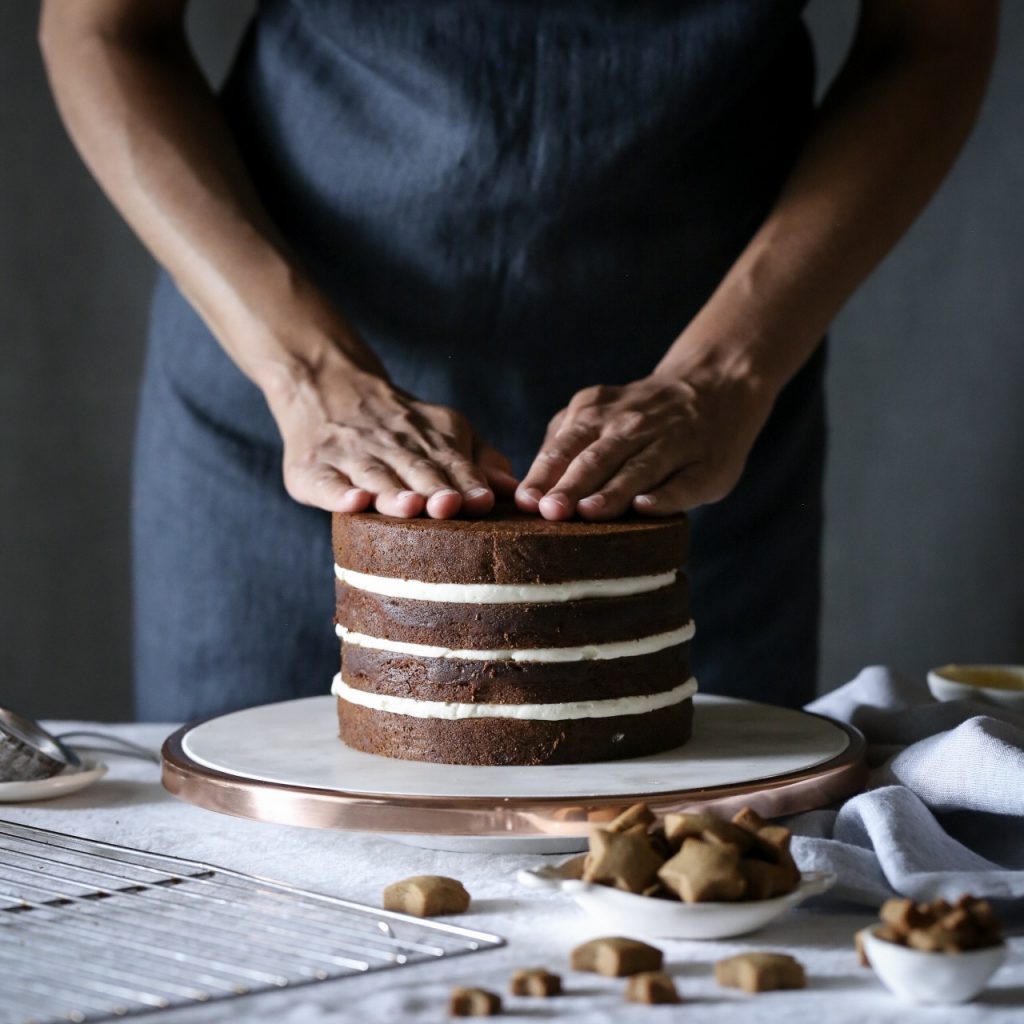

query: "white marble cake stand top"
left=180, top=694, right=849, bottom=801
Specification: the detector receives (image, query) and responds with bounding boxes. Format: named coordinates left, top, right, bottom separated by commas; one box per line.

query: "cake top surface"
left=333, top=505, right=688, bottom=584
left=337, top=504, right=683, bottom=536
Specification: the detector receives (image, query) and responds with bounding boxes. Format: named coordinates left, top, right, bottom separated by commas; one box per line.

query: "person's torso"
left=154, top=0, right=815, bottom=460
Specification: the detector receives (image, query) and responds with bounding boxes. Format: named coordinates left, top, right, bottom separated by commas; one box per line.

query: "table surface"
left=4, top=722, right=1021, bottom=1024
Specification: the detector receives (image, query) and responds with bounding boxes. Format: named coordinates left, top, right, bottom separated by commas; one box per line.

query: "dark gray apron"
left=134, top=0, right=824, bottom=720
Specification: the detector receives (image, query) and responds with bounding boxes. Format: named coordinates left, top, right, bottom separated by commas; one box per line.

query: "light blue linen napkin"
left=789, top=666, right=1024, bottom=909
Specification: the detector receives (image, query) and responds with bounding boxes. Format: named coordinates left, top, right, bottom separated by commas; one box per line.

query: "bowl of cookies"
left=857, top=895, right=1006, bottom=1004
left=518, top=803, right=835, bottom=939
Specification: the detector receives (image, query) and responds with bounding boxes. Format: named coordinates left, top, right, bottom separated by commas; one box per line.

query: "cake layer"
left=335, top=576, right=689, bottom=649
left=332, top=507, right=687, bottom=584
left=340, top=643, right=691, bottom=703
left=337, top=696, right=694, bottom=765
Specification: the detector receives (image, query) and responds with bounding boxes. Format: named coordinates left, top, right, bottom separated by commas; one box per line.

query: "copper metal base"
left=162, top=703, right=866, bottom=842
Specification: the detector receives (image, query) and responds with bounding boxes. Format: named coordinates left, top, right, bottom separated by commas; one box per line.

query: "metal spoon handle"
left=55, top=730, right=161, bottom=765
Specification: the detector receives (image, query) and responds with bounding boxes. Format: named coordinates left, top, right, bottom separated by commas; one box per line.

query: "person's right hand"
left=262, top=357, right=518, bottom=519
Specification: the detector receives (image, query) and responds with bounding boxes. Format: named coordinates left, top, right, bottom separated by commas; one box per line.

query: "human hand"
left=515, top=365, right=776, bottom=520
left=262, top=357, right=518, bottom=518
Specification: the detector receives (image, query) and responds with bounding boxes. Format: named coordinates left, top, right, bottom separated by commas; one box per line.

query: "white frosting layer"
left=335, top=621, right=695, bottom=663
left=334, top=565, right=677, bottom=604
left=332, top=674, right=698, bottom=721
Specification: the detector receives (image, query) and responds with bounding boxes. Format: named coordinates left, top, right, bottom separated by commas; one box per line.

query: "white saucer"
left=0, top=758, right=107, bottom=803
left=518, top=861, right=837, bottom=938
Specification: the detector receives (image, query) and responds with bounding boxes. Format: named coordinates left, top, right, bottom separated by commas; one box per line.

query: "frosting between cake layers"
left=334, top=565, right=677, bottom=603
left=332, top=673, right=697, bottom=720
left=335, top=621, right=695, bottom=662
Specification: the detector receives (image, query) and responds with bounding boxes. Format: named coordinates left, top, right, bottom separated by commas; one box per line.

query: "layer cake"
left=331, top=508, right=696, bottom=765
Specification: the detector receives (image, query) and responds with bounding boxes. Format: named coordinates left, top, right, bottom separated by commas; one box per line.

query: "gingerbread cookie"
left=740, top=858, right=799, bottom=901
left=731, top=807, right=768, bottom=832
left=382, top=876, right=470, bottom=918
left=570, top=937, right=664, bottom=977
left=715, top=952, right=806, bottom=993
left=583, top=828, right=665, bottom=894
left=508, top=969, right=561, bottom=997
left=607, top=802, right=657, bottom=834
left=664, top=812, right=754, bottom=853
left=449, top=987, right=502, bottom=1016
left=625, top=972, right=682, bottom=1005
left=658, top=837, right=746, bottom=902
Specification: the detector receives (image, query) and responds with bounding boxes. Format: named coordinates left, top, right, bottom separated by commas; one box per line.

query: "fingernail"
left=579, top=493, right=605, bottom=509
left=541, top=492, right=569, bottom=510
left=343, top=487, right=365, bottom=501
left=465, top=487, right=490, bottom=499
left=519, top=487, right=542, bottom=503
left=398, top=490, right=419, bottom=500
left=635, top=494, right=656, bottom=508
left=432, top=488, right=460, bottom=498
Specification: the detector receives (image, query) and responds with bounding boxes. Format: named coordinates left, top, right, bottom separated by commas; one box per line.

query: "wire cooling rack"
left=0, top=819, right=503, bottom=1024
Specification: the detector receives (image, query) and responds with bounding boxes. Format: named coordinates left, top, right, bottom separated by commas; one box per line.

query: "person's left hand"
left=514, top=367, right=776, bottom=520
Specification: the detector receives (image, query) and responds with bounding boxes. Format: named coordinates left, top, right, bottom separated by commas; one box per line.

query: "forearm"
left=41, top=1, right=515, bottom=519
left=516, top=1, right=997, bottom=520
left=38, top=0, right=382, bottom=396
left=657, top=0, right=998, bottom=393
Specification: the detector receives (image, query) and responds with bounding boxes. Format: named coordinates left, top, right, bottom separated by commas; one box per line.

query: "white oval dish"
left=927, top=664, right=1024, bottom=711
left=517, top=861, right=836, bottom=939
left=859, top=928, right=1006, bottom=1004
left=0, top=758, right=107, bottom=803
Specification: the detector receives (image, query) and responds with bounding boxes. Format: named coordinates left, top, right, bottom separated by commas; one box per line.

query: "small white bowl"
left=518, top=861, right=835, bottom=939
left=860, top=928, right=1006, bottom=1005
left=927, top=664, right=1024, bottom=712
left=0, top=758, right=107, bottom=803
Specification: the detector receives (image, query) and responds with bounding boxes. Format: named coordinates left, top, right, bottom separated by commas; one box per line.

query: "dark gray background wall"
left=2, top=3, right=1022, bottom=721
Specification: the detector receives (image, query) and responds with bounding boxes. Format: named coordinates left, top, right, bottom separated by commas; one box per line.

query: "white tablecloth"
left=3, top=722, right=1021, bottom=1023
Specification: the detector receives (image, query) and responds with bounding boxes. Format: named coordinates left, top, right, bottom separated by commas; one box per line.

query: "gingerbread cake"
left=331, top=508, right=695, bottom=765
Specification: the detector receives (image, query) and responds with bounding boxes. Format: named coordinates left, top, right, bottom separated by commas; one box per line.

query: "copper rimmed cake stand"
left=162, top=695, right=866, bottom=853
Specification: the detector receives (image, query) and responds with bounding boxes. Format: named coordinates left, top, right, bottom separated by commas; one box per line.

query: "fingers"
left=543, top=430, right=652, bottom=521
left=340, top=457, right=427, bottom=517
left=384, top=450, right=465, bottom=519
left=476, top=443, right=519, bottom=499
left=283, top=462, right=374, bottom=513
left=516, top=422, right=600, bottom=516
left=275, top=375, right=505, bottom=517
left=324, top=439, right=503, bottom=519
left=632, top=464, right=737, bottom=515
left=515, top=374, right=745, bottom=520
left=437, top=453, right=495, bottom=517
left=632, top=471, right=698, bottom=515
left=573, top=448, right=684, bottom=521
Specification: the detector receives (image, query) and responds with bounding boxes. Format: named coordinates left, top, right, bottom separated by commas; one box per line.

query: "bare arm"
left=517, top=0, right=998, bottom=520
left=39, top=0, right=515, bottom=518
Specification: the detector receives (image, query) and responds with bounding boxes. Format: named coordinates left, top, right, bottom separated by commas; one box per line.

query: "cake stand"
left=162, top=695, right=866, bottom=853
